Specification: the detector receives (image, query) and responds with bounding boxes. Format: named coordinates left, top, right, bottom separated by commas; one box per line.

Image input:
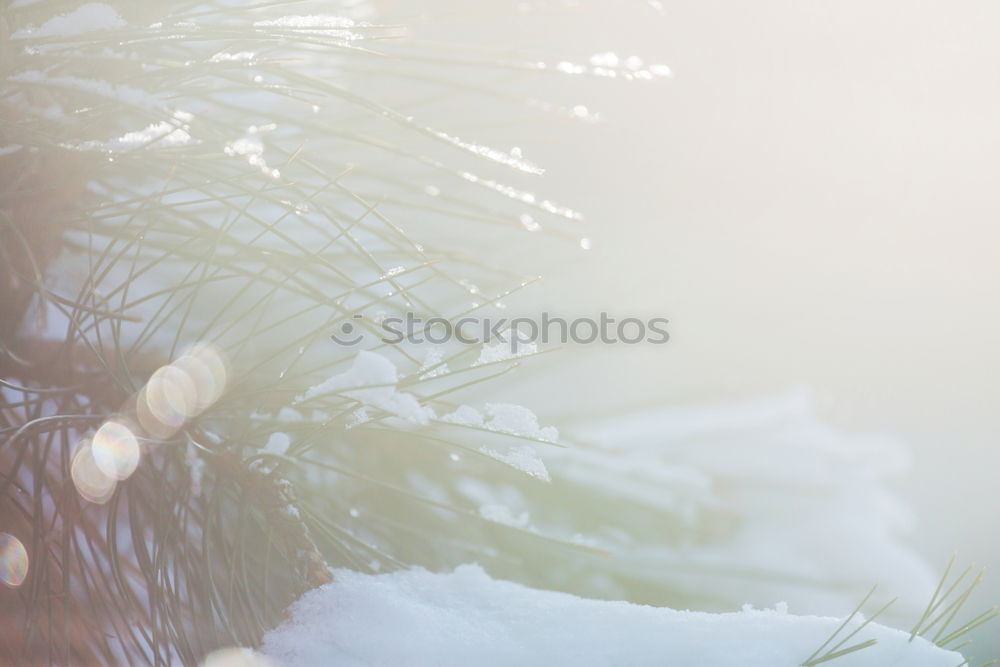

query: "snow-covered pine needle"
left=1, top=1, right=670, bottom=662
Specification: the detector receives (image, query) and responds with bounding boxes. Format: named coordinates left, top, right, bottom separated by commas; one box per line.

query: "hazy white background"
left=415, top=0, right=999, bottom=656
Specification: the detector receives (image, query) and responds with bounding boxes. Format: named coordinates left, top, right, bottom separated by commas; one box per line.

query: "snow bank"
left=524, top=391, right=937, bottom=619
left=261, top=564, right=961, bottom=667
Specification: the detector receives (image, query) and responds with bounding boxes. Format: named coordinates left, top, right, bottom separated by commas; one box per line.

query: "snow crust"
left=225, top=130, right=281, bottom=179
left=252, top=15, right=361, bottom=39
left=12, top=3, right=126, bottom=40
left=299, top=351, right=434, bottom=424
left=442, top=402, right=558, bottom=442
left=475, top=340, right=538, bottom=365
left=417, top=348, right=449, bottom=379
left=253, top=16, right=356, bottom=29
left=264, top=432, right=291, bottom=456
left=209, top=51, right=257, bottom=63
left=440, top=403, right=557, bottom=479
left=261, top=564, right=962, bottom=667
left=478, top=444, right=551, bottom=482
left=71, top=110, right=196, bottom=151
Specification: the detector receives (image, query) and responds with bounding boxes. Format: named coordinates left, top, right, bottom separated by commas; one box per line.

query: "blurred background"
left=6, top=0, right=997, bottom=660
left=413, top=0, right=1000, bottom=649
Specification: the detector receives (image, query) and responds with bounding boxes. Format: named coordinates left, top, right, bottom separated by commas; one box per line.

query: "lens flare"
left=136, top=343, right=228, bottom=439
left=136, top=384, right=181, bottom=440
left=72, top=440, right=117, bottom=503
left=146, top=364, right=197, bottom=425
left=92, top=420, right=140, bottom=480
left=175, top=342, right=227, bottom=412
left=0, top=533, right=28, bottom=588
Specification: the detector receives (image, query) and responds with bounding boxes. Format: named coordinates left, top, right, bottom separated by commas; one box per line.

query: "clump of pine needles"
left=1, top=0, right=669, bottom=663
left=6, top=3, right=991, bottom=666
left=800, top=586, right=896, bottom=666
left=910, top=555, right=999, bottom=663
left=800, top=556, right=998, bottom=666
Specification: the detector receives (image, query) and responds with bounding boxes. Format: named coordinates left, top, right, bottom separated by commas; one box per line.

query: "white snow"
left=278, top=407, right=304, bottom=422
left=482, top=403, right=559, bottom=442
left=439, top=403, right=556, bottom=479
left=225, top=131, right=281, bottom=179
left=458, top=171, right=584, bottom=221
left=261, top=564, right=963, bottom=667
left=264, top=432, right=291, bottom=456
left=74, top=110, right=196, bottom=151
left=253, top=15, right=356, bottom=29
left=430, top=129, right=545, bottom=175
left=345, top=407, right=371, bottom=428
left=474, top=341, right=537, bottom=365
left=478, top=444, right=551, bottom=482
left=418, top=347, right=449, bottom=379
left=533, top=391, right=938, bottom=619
left=440, top=404, right=484, bottom=428
left=12, top=3, right=126, bottom=40
left=209, top=51, right=257, bottom=63
left=379, top=266, right=405, bottom=279
left=118, top=116, right=194, bottom=147
left=548, top=54, right=671, bottom=81
left=298, top=351, right=434, bottom=425
left=479, top=503, right=531, bottom=529
left=442, top=403, right=558, bottom=442
left=252, top=15, right=360, bottom=39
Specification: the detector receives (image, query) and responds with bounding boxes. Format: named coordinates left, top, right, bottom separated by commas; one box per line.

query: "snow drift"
left=260, top=564, right=961, bottom=667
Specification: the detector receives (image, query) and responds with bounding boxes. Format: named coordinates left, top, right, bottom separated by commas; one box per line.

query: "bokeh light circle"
left=92, top=421, right=140, bottom=481
left=72, top=440, right=117, bottom=503
left=188, top=343, right=228, bottom=407
left=0, top=533, right=28, bottom=587
left=174, top=343, right=227, bottom=413
left=137, top=384, right=181, bottom=440
left=135, top=343, right=227, bottom=439
left=145, top=364, right=197, bottom=427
